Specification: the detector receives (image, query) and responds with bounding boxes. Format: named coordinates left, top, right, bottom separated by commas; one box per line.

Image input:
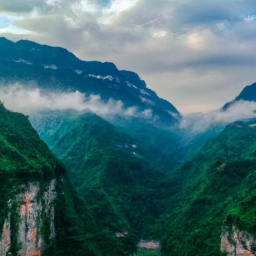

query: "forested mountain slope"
left=0, top=103, right=139, bottom=256
left=31, top=109, right=178, bottom=241
left=160, top=119, right=256, bottom=255
left=4, top=36, right=256, bottom=256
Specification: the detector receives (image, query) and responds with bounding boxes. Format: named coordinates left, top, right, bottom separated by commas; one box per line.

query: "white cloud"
left=0, top=84, right=152, bottom=119
left=186, top=32, right=206, bottom=50
left=244, top=15, right=256, bottom=22
left=180, top=100, right=256, bottom=135
left=70, top=0, right=139, bottom=24
left=152, top=30, right=167, bottom=38
left=1, top=0, right=256, bottom=114
left=102, top=0, right=139, bottom=24
left=45, top=0, right=61, bottom=6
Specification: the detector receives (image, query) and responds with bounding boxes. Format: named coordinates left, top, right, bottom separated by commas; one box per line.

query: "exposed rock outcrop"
left=0, top=180, right=56, bottom=256
left=221, top=224, right=256, bottom=256
left=138, top=240, right=160, bottom=250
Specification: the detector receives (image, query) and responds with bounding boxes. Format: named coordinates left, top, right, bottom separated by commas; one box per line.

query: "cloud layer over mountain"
left=181, top=100, right=256, bottom=135
left=1, top=0, right=256, bottom=113
left=0, top=84, right=152, bottom=118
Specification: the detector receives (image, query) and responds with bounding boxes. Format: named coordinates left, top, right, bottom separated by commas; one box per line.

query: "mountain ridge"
left=223, top=82, right=256, bottom=110
left=0, top=37, right=180, bottom=125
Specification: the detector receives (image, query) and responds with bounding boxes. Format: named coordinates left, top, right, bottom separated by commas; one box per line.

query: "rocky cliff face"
left=221, top=224, right=256, bottom=256
left=0, top=180, right=56, bottom=256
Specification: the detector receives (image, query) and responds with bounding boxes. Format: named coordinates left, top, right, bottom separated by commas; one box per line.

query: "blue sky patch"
left=0, top=16, right=11, bottom=29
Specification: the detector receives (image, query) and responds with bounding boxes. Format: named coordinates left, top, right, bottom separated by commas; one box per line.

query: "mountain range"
left=0, top=37, right=179, bottom=125
left=1, top=37, right=256, bottom=256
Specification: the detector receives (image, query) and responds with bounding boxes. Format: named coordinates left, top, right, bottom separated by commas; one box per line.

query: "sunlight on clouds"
left=1, top=0, right=256, bottom=113
left=103, top=0, right=138, bottom=19
left=152, top=30, right=167, bottom=38
left=71, top=0, right=98, bottom=16
left=45, top=0, right=61, bottom=6
left=0, top=13, right=36, bottom=35
left=186, top=32, right=205, bottom=50
left=70, top=0, right=138, bottom=23
left=0, top=25, right=32, bottom=35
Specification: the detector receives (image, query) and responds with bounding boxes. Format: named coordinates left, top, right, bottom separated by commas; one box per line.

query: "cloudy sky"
left=0, top=0, right=256, bottom=113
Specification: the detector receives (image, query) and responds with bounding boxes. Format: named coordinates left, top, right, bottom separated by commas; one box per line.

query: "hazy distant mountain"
left=223, top=82, right=256, bottom=110
left=0, top=37, right=180, bottom=125
left=3, top=36, right=256, bottom=256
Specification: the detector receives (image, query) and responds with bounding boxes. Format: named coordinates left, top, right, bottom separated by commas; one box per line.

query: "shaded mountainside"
left=4, top=36, right=256, bottom=256
left=0, top=37, right=179, bottom=125
left=223, top=82, right=256, bottom=109
left=0, top=104, right=140, bottom=256
left=30, top=109, right=180, bottom=241
left=159, top=119, right=256, bottom=255
left=0, top=102, right=62, bottom=256
left=235, top=82, right=256, bottom=102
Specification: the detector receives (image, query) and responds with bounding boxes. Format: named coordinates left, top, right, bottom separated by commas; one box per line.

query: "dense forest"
left=2, top=37, right=256, bottom=256
left=160, top=120, right=256, bottom=255
left=0, top=104, right=140, bottom=256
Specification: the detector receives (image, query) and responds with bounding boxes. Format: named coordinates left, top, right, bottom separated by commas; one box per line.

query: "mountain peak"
left=0, top=37, right=180, bottom=124
left=235, top=82, right=256, bottom=101
left=223, top=82, right=256, bottom=110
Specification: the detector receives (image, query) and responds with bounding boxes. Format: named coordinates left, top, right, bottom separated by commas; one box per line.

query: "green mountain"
left=159, top=119, right=256, bottom=255
left=30, top=109, right=179, bottom=242
left=0, top=103, right=139, bottom=256
left=4, top=37, right=256, bottom=256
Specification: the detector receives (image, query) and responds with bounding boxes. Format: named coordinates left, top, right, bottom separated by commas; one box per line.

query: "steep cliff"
left=0, top=102, right=66, bottom=255
left=221, top=224, right=256, bottom=256
left=0, top=181, right=56, bottom=256
left=0, top=103, right=138, bottom=256
left=220, top=194, right=256, bottom=256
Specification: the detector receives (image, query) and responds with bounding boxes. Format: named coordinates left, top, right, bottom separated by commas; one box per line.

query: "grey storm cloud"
left=1, top=0, right=256, bottom=113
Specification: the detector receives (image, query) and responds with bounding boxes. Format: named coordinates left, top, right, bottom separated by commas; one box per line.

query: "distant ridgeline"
left=0, top=37, right=180, bottom=125
left=223, top=82, right=256, bottom=110
left=2, top=36, right=256, bottom=256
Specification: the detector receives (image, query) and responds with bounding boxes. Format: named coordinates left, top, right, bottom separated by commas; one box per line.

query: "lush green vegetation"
left=107, top=116, right=182, bottom=171
left=227, top=194, right=256, bottom=235
left=32, top=110, right=173, bottom=242
left=0, top=102, right=62, bottom=230
left=137, top=250, right=161, bottom=256
left=159, top=120, right=256, bottom=255
left=33, top=109, right=256, bottom=255
left=0, top=103, right=64, bottom=255
left=4, top=37, right=256, bottom=255
left=0, top=104, right=140, bottom=255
